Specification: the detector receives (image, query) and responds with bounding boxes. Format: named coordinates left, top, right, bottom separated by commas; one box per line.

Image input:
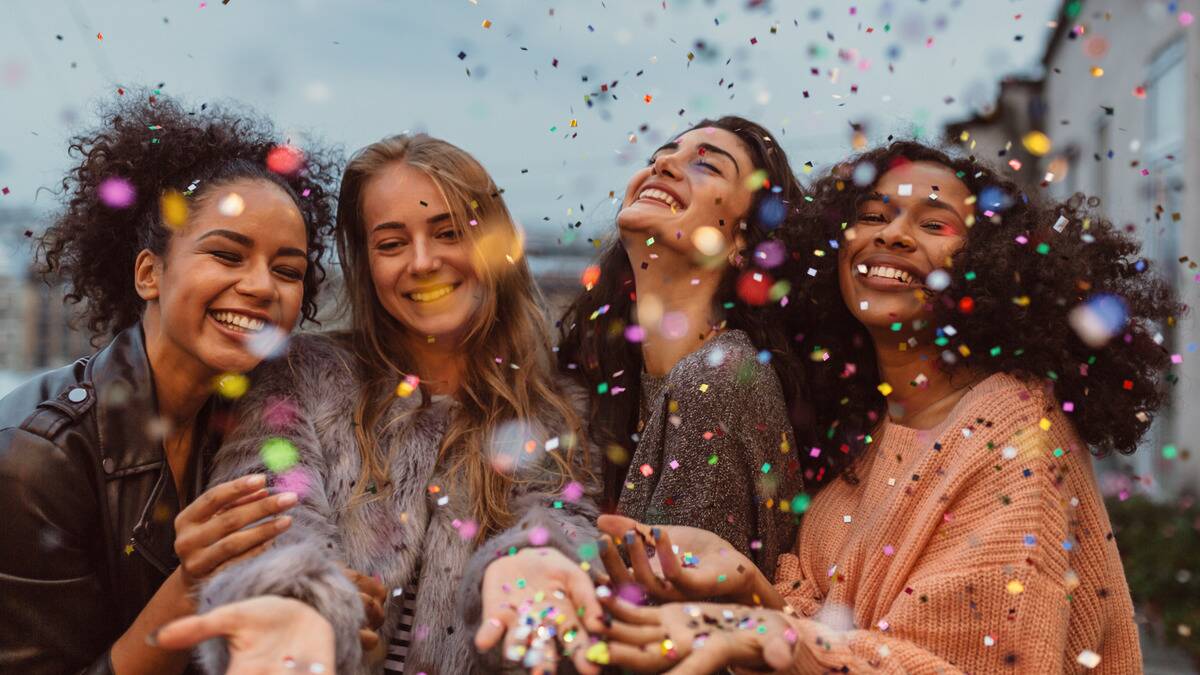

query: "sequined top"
left=616, top=329, right=803, bottom=577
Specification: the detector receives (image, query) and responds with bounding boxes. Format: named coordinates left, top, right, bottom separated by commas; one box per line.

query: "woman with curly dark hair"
left=557, top=117, right=809, bottom=579
left=591, top=141, right=1177, bottom=673
left=0, top=91, right=346, bottom=674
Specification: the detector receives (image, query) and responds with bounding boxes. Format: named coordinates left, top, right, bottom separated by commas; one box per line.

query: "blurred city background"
left=1, top=0, right=1198, bottom=669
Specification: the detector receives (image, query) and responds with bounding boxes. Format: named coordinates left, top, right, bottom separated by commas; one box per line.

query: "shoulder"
left=667, top=329, right=784, bottom=403
left=248, top=332, right=360, bottom=398
left=0, top=357, right=94, bottom=443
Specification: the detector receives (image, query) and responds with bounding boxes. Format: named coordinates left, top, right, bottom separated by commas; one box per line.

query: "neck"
left=870, top=327, right=981, bottom=429
left=399, top=332, right=465, bottom=396
left=141, top=306, right=216, bottom=433
left=627, top=242, right=725, bottom=377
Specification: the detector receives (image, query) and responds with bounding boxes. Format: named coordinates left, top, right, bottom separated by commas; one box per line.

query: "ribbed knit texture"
left=773, top=373, right=1141, bottom=673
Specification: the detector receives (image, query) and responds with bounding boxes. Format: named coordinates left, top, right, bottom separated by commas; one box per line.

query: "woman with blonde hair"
left=194, top=134, right=603, bottom=674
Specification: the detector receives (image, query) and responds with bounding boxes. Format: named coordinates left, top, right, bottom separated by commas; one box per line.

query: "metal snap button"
left=68, top=387, right=88, bottom=403
left=102, top=457, right=115, bottom=474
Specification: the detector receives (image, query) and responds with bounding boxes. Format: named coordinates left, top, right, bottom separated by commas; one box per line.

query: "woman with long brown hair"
left=192, top=134, right=603, bottom=674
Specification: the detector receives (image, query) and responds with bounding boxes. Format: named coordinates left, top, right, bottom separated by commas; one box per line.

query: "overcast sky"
left=0, top=0, right=1059, bottom=245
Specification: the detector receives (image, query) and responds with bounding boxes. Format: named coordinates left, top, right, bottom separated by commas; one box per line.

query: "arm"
left=0, top=427, right=182, bottom=675
left=195, top=349, right=363, bottom=675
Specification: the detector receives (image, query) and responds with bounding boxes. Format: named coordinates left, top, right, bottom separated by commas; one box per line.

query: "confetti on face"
left=217, top=191, right=245, bottom=217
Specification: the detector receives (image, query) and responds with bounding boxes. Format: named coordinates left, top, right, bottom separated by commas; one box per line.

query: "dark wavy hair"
left=557, top=116, right=818, bottom=506
left=37, top=90, right=340, bottom=339
left=793, top=140, right=1181, bottom=486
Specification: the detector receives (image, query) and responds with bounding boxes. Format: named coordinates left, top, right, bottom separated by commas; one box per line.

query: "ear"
left=727, top=232, right=748, bottom=267
left=133, top=249, right=162, bottom=302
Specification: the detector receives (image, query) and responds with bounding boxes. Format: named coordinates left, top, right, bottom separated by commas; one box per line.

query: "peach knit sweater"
left=773, top=373, right=1141, bottom=673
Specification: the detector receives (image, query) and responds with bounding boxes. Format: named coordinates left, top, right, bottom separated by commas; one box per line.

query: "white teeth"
left=211, top=311, right=266, bottom=332
left=408, top=284, right=456, bottom=303
left=637, top=188, right=682, bottom=209
left=864, top=265, right=914, bottom=284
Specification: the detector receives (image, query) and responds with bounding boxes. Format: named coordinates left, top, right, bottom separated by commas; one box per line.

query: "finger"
left=625, top=529, right=673, bottom=598
left=762, top=632, right=797, bottom=671
left=605, top=641, right=671, bottom=672
left=564, top=567, right=604, bottom=633
left=355, top=571, right=387, bottom=604
left=187, top=516, right=291, bottom=577
left=360, top=592, right=385, bottom=630
left=474, top=612, right=512, bottom=652
left=210, top=537, right=275, bottom=576
left=177, top=475, right=267, bottom=525
left=596, top=514, right=642, bottom=539
left=219, top=488, right=271, bottom=512
left=185, top=491, right=298, bottom=551
left=359, top=628, right=380, bottom=651
left=601, top=619, right=667, bottom=646
left=572, top=643, right=603, bottom=675
left=153, top=608, right=238, bottom=650
left=597, top=536, right=634, bottom=587
left=654, top=527, right=684, bottom=580
left=600, top=595, right=661, bottom=626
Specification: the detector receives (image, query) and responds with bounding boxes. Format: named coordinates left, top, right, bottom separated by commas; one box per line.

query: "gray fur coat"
left=196, top=334, right=599, bottom=674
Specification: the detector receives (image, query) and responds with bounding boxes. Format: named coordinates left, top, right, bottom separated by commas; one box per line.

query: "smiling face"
left=360, top=161, right=482, bottom=343
left=145, top=177, right=308, bottom=375
left=838, top=161, right=972, bottom=334
left=618, top=126, right=756, bottom=261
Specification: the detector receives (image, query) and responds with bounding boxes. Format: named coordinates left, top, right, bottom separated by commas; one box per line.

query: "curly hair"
left=793, top=140, right=1181, bottom=486
left=556, top=116, right=818, bottom=506
left=37, top=90, right=340, bottom=339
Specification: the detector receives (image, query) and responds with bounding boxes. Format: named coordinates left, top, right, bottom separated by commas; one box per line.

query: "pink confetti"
left=883, top=545, right=895, bottom=556
left=562, top=481, right=584, bottom=502
left=98, top=177, right=136, bottom=208
left=1180, top=11, right=1194, bottom=26
left=454, top=518, right=478, bottom=540
left=273, top=468, right=312, bottom=500
left=1062, top=401, right=1075, bottom=412
left=262, top=397, right=300, bottom=430
left=529, top=526, right=549, bottom=546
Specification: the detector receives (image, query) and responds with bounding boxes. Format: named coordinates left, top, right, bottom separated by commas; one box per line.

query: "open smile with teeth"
left=211, top=310, right=267, bottom=333
left=406, top=283, right=460, bottom=303
left=858, top=264, right=915, bottom=285
left=637, top=187, right=683, bottom=210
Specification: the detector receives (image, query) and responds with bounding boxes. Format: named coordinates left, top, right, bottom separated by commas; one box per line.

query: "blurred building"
left=942, top=0, right=1200, bottom=499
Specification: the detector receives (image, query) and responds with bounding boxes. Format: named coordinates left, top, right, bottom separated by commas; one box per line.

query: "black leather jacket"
left=0, top=324, right=219, bottom=674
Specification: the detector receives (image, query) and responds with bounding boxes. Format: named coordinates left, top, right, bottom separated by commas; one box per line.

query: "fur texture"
left=196, top=334, right=599, bottom=674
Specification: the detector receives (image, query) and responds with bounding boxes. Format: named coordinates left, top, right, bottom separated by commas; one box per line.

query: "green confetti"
left=761, top=462, right=772, bottom=474
left=260, top=438, right=298, bottom=473
left=707, top=454, right=719, bottom=465
left=791, top=493, right=812, bottom=513
left=1163, top=445, right=1178, bottom=459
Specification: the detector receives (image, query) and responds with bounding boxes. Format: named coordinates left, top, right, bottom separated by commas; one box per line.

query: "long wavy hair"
left=793, top=140, right=1181, bottom=486
left=556, top=116, right=819, bottom=506
left=335, top=134, right=586, bottom=538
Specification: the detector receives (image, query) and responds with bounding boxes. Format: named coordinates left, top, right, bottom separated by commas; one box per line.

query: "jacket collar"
left=89, top=324, right=165, bottom=476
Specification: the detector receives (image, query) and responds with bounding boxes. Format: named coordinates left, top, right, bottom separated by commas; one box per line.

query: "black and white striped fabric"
left=383, top=577, right=421, bottom=674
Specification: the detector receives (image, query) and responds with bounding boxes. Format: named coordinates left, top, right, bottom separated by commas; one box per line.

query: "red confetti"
left=736, top=270, right=773, bottom=305
left=958, top=297, right=975, bottom=313
left=266, top=145, right=305, bottom=176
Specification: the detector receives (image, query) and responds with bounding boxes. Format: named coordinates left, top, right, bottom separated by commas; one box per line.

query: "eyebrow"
left=858, top=192, right=965, bottom=218
left=650, top=141, right=742, bottom=176
left=371, top=212, right=453, bottom=233
left=197, top=229, right=306, bottom=258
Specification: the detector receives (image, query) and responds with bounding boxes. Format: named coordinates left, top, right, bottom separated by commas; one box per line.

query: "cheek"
left=623, top=168, right=653, bottom=203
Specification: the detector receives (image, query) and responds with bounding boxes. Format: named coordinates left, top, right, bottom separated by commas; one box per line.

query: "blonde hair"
left=335, top=134, right=586, bottom=538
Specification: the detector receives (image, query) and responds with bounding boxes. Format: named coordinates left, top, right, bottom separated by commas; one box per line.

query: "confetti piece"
left=261, top=437, right=299, bottom=473
left=218, top=192, right=245, bottom=217
left=1069, top=294, right=1128, bottom=348
left=214, top=373, right=250, bottom=399
left=897, top=183, right=913, bottom=196
left=98, top=177, right=136, bottom=208
left=481, top=19, right=492, bottom=28
left=160, top=190, right=189, bottom=228
left=1076, top=650, right=1101, bottom=669
left=877, top=382, right=894, bottom=396
left=266, top=144, right=305, bottom=175
left=1022, top=131, right=1052, bottom=156
left=1006, top=579, right=1024, bottom=594
left=396, top=375, right=420, bottom=397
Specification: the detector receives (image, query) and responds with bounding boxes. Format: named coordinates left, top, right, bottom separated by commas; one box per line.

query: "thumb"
left=762, top=631, right=799, bottom=671
left=474, top=615, right=507, bottom=652
left=154, top=609, right=236, bottom=651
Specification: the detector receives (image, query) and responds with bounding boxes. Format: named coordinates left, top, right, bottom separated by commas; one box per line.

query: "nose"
left=873, top=214, right=917, bottom=252
left=410, top=236, right=442, bottom=276
left=234, top=258, right=276, bottom=303
left=651, top=150, right=682, bottom=181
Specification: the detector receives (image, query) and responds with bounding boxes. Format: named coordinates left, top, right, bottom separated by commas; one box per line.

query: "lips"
left=405, top=282, right=461, bottom=303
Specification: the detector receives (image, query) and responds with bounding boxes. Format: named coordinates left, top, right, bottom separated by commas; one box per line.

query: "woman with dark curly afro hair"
left=0, top=91, right=349, bottom=674
left=588, top=141, right=1179, bottom=674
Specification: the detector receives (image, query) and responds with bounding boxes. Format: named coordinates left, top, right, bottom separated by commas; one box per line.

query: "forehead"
left=872, top=161, right=971, bottom=203
left=189, top=178, right=305, bottom=238
left=673, top=127, right=753, bottom=164
left=361, top=162, right=448, bottom=220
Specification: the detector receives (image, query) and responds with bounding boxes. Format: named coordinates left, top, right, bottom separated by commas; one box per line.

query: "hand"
left=596, top=598, right=800, bottom=675
left=342, top=566, right=387, bottom=651
left=475, top=547, right=604, bottom=675
left=174, top=474, right=297, bottom=589
left=153, top=595, right=334, bottom=674
left=596, top=515, right=771, bottom=606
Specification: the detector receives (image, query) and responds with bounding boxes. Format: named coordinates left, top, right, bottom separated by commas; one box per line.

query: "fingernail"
left=244, top=474, right=266, bottom=488
left=623, top=531, right=637, bottom=546
left=277, top=492, right=298, bottom=507
left=145, top=629, right=160, bottom=647
left=650, top=527, right=662, bottom=541
left=275, top=515, right=292, bottom=530
left=602, top=610, right=613, bottom=628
